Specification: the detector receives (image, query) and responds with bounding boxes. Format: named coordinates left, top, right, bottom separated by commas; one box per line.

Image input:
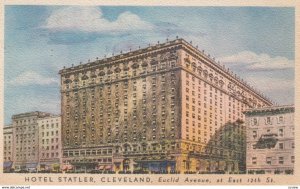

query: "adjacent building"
left=12, top=111, right=51, bottom=171
left=59, top=38, right=273, bottom=173
left=38, top=115, right=62, bottom=172
left=3, top=125, right=14, bottom=172
left=244, top=105, right=294, bottom=174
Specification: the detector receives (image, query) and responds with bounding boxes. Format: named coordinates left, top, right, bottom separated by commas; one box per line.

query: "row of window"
left=63, top=149, right=113, bottom=157
left=14, top=119, right=36, bottom=125
left=64, top=61, right=177, bottom=90
left=251, top=127, right=294, bottom=139
left=40, top=123, right=60, bottom=129
left=15, top=126, right=36, bottom=131
left=251, top=156, right=295, bottom=165
left=41, top=152, right=60, bottom=158
left=41, top=131, right=59, bottom=137
left=41, top=138, right=59, bottom=144
left=251, top=142, right=294, bottom=149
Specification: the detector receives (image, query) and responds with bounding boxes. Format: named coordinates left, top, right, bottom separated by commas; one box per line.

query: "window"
left=252, top=131, right=257, bottom=139
left=252, top=118, right=258, bottom=126
left=266, top=117, right=272, bottom=125
left=266, top=157, right=272, bottom=165
left=279, top=143, right=284, bottom=150
left=252, top=157, right=257, bottom=165
left=291, top=156, right=295, bottom=163
left=278, top=116, right=284, bottom=124
left=278, top=157, right=284, bottom=164
left=278, top=128, right=284, bottom=137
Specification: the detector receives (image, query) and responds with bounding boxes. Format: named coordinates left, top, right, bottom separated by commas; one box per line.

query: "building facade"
left=244, top=105, right=294, bottom=174
left=37, top=115, right=62, bottom=172
left=59, top=38, right=272, bottom=173
left=3, top=125, right=14, bottom=172
left=12, top=111, right=51, bottom=171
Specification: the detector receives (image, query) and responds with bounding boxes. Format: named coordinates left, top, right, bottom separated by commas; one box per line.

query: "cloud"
left=8, top=71, right=59, bottom=86
left=243, top=75, right=294, bottom=105
left=41, top=7, right=153, bottom=33
left=218, top=51, right=294, bottom=71
left=245, top=75, right=293, bottom=92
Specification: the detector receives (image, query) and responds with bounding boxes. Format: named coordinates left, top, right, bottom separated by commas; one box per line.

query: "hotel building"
left=244, top=105, right=294, bottom=174
left=59, top=38, right=272, bottom=173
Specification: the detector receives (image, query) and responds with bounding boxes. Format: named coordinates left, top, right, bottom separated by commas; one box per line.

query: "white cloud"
left=245, top=76, right=293, bottom=92
left=218, top=51, right=294, bottom=71
left=42, top=7, right=153, bottom=33
left=8, top=71, right=59, bottom=86
left=244, top=75, right=294, bottom=105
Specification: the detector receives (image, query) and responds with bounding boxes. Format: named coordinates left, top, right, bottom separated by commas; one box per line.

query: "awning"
left=98, top=165, right=104, bottom=170
left=62, top=165, right=67, bottom=171
left=26, top=163, right=38, bottom=169
left=3, top=161, right=13, bottom=169
left=63, top=165, right=73, bottom=170
left=105, top=165, right=112, bottom=170
left=67, top=165, right=73, bottom=170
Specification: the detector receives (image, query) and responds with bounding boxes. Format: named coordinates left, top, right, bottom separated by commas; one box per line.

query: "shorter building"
left=244, top=105, right=294, bottom=174
left=38, top=115, right=62, bottom=172
left=3, top=125, right=14, bottom=172
left=12, top=111, right=51, bottom=172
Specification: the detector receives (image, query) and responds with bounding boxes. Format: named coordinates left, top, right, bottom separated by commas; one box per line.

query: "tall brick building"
left=59, top=38, right=272, bottom=173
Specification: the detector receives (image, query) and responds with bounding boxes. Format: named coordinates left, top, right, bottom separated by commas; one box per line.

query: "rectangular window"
left=252, top=118, right=258, bottom=126
left=278, top=128, right=284, bottom=137
left=252, top=157, right=257, bottom=165
left=266, top=117, right=272, bottom=125
left=278, top=157, right=284, bottom=164
left=279, top=143, right=284, bottom=150
left=266, top=157, right=272, bottom=165
left=278, top=116, right=284, bottom=124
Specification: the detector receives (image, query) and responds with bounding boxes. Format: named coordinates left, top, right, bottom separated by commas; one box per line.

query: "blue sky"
left=4, top=6, right=295, bottom=124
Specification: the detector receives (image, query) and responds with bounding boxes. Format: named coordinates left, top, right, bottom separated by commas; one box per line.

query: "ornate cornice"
left=59, top=38, right=272, bottom=105
left=243, top=105, right=294, bottom=116
left=59, top=39, right=182, bottom=75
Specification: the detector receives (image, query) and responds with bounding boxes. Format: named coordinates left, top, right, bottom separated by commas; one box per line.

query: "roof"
left=243, top=105, right=294, bottom=115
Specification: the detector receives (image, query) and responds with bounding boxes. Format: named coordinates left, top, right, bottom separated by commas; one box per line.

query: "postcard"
left=0, top=0, right=299, bottom=186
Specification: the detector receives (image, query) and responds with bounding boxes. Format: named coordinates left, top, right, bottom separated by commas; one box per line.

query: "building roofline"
left=11, top=111, right=53, bottom=119
left=58, top=37, right=273, bottom=105
left=4, top=125, right=13, bottom=129
left=37, top=114, right=61, bottom=120
left=243, top=104, right=294, bottom=115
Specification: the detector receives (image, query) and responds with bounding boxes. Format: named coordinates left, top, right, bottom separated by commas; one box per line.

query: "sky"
left=4, top=6, right=295, bottom=124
